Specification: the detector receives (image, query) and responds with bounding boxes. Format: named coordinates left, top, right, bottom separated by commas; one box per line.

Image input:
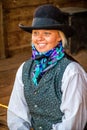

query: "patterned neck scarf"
left=32, top=41, right=65, bottom=86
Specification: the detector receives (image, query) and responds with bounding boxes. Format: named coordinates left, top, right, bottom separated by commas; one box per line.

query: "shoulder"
left=22, top=59, right=33, bottom=73
left=61, top=62, right=87, bottom=94
left=62, top=61, right=87, bottom=80
left=15, top=62, right=25, bottom=79
left=16, top=59, right=32, bottom=75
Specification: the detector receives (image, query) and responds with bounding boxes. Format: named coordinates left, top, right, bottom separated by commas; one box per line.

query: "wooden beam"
left=0, top=2, right=6, bottom=59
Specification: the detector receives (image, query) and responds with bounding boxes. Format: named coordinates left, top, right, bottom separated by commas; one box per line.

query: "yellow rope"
left=0, top=103, right=8, bottom=109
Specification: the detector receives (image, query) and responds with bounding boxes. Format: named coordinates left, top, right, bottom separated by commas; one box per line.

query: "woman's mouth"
left=38, top=43, right=47, bottom=48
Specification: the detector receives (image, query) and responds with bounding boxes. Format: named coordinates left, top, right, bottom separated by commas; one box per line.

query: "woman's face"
left=32, top=29, right=61, bottom=52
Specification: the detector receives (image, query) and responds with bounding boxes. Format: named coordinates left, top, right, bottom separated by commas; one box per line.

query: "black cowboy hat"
left=19, top=4, right=74, bottom=37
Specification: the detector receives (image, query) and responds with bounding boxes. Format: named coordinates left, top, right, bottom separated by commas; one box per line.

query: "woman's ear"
left=57, top=37, right=62, bottom=42
left=57, top=31, right=62, bottom=42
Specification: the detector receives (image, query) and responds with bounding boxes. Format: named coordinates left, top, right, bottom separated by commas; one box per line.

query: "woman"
left=7, top=4, right=87, bottom=130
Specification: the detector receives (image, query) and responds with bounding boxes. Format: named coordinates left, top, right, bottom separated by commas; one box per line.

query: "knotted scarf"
left=32, top=42, right=65, bottom=86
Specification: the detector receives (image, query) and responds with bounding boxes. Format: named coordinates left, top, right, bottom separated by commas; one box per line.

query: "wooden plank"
left=3, top=0, right=48, bottom=9
left=0, top=2, right=6, bottom=59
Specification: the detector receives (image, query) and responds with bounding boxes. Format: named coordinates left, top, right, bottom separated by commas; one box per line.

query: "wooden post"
left=0, top=2, right=6, bottom=59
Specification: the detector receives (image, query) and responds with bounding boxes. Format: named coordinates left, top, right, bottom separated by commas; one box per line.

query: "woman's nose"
left=37, top=34, right=44, bottom=40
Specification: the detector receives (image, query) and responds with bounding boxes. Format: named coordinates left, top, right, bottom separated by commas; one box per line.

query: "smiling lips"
left=37, top=43, right=47, bottom=48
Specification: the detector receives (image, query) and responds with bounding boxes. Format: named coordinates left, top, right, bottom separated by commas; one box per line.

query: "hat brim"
left=19, top=24, right=74, bottom=37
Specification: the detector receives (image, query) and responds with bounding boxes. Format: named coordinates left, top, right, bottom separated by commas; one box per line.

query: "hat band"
left=32, top=18, right=61, bottom=27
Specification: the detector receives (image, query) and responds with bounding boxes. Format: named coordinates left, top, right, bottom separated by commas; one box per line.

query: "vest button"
left=38, top=126, right=43, bottom=130
left=34, top=104, right=38, bottom=108
left=34, top=91, right=37, bottom=94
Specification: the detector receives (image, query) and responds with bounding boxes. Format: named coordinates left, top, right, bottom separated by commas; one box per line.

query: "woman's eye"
left=44, top=32, right=51, bottom=36
left=32, top=32, right=38, bottom=35
left=32, top=31, right=51, bottom=36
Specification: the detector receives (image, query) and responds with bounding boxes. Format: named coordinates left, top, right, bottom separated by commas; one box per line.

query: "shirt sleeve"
left=52, top=62, right=87, bottom=130
left=7, top=62, right=31, bottom=130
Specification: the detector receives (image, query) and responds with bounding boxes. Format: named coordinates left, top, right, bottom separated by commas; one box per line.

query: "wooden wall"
left=0, top=1, right=87, bottom=129
left=0, top=1, right=7, bottom=59
left=0, top=0, right=87, bottom=58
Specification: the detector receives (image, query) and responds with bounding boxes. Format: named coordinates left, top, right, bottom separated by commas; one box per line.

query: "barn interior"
left=0, top=0, right=87, bottom=129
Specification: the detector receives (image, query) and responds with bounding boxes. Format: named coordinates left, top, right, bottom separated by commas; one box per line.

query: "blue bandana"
left=32, top=42, right=65, bottom=86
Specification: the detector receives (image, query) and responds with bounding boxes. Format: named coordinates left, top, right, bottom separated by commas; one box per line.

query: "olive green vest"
left=22, top=56, right=72, bottom=130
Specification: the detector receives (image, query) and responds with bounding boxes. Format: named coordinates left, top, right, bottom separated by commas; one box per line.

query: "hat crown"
left=34, top=5, right=68, bottom=24
left=19, top=4, right=74, bottom=37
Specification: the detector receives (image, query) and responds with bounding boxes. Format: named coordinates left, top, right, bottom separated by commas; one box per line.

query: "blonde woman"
left=7, top=4, right=87, bottom=130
